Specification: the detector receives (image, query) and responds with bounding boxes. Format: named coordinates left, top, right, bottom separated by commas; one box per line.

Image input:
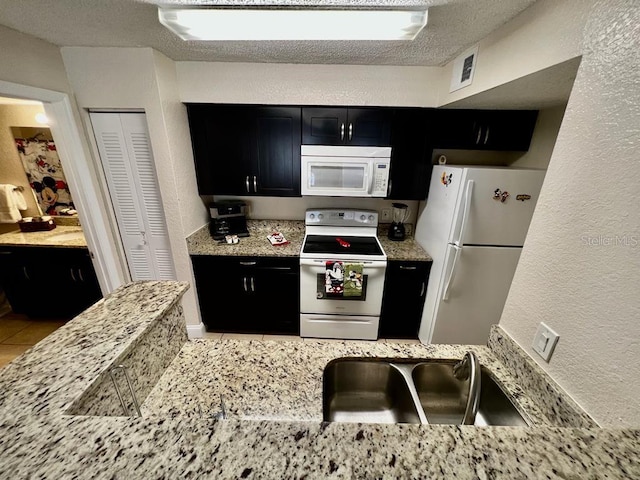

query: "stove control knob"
left=360, top=214, right=366, bottom=221
left=309, top=213, right=315, bottom=220
left=318, top=213, right=324, bottom=220
left=368, top=215, right=375, bottom=222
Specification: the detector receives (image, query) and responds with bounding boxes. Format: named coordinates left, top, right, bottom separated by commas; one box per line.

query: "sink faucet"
left=453, top=351, right=481, bottom=425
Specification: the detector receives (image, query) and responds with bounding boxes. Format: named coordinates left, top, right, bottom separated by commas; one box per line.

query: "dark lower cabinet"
left=0, top=246, right=102, bottom=318
left=191, top=255, right=300, bottom=335
left=379, top=260, right=432, bottom=339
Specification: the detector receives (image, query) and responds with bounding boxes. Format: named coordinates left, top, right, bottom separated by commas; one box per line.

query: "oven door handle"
left=299, top=259, right=387, bottom=268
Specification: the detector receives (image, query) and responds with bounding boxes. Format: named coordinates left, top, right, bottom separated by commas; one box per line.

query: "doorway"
left=0, top=80, right=129, bottom=359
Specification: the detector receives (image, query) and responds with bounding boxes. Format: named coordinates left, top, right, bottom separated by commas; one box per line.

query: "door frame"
left=0, top=80, right=127, bottom=294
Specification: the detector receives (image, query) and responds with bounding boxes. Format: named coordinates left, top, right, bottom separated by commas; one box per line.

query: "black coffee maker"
left=387, top=203, right=409, bottom=241
left=209, top=200, right=250, bottom=240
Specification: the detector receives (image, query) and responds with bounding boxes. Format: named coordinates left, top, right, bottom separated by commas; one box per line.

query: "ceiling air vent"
left=450, top=44, right=479, bottom=92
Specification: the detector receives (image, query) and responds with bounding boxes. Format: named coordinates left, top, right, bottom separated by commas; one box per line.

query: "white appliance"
left=300, top=208, right=387, bottom=340
left=416, top=165, right=545, bottom=345
left=301, top=145, right=391, bottom=197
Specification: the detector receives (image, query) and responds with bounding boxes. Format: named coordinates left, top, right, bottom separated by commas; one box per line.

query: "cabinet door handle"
left=78, top=269, right=84, bottom=282
left=476, top=125, right=482, bottom=144
left=399, top=265, right=417, bottom=270
left=239, top=261, right=257, bottom=266
left=348, top=123, right=353, bottom=141
left=484, top=125, right=490, bottom=145
left=70, top=268, right=76, bottom=282
left=243, top=277, right=248, bottom=292
left=22, top=266, right=30, bottom=281
left=340, top=123, right=345, bottom=141
left=250, top=276, right=255, bottom=292
left=253, top=175, right=257, bottom=193
left=420, top=281, right=426, bottom=297
left=246, top=176, right=250, bottom=193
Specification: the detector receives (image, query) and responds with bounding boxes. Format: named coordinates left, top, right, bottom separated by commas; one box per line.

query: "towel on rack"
left=344, top=263, right=364, bottom=297
left=325, top=261, right=344, bottom=296
left=0, top=184, right=27, bottom=223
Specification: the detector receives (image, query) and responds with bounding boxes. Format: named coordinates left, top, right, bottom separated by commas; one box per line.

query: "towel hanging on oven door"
left=343, top=263, right=364, bottom=297
left=325, top=261, right=344, bottom=296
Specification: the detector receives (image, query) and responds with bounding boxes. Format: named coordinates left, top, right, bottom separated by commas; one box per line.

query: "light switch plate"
left=532, top=322, right=559, bottom=362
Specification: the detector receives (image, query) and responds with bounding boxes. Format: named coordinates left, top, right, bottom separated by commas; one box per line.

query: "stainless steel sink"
left=412, top=362, right=529, bottom=426
left=323, top=360, right=422, bottom=424
left=322, top=358, right=529, bottom=426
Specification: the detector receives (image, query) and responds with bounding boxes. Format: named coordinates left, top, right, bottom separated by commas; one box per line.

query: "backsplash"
left=488, top=325, right=598, bottom=428
left=209, top=195, right=420, bottom=225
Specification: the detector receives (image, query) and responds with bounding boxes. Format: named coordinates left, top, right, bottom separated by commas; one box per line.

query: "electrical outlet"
left=381, top=208, right=391, bottom=222
left=532, top=322, right=559, bottom=362
left=405, top=223, right=413, bottom=236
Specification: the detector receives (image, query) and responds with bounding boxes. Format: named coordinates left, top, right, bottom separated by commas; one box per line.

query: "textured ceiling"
left=0, top=0, right=537, bottom=66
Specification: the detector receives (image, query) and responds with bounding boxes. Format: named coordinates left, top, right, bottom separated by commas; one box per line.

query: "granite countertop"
left=187, top=220, right=432, bottom=262
left=141, top=339, right=547, bottom=426
left=0, top=281, right=637, bottom=478
left=0, top=225, right=87, bottom=249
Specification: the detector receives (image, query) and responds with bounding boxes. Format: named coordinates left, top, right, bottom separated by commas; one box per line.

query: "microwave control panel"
left=371, top=162, right=389, bottom=196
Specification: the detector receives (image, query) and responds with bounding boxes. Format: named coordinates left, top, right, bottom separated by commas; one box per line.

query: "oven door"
left=299, top=258, right=387, bottom=316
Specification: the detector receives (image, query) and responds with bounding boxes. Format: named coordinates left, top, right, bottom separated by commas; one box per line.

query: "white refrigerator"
left=415, top=165, right=546, bottom=345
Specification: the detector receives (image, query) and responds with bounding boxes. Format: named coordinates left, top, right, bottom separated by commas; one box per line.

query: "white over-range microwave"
left=301, top=145, right=391, bottom=197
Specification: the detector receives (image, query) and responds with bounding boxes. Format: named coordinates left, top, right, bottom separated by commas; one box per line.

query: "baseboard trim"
left=186, top=322, right=206, bottom=339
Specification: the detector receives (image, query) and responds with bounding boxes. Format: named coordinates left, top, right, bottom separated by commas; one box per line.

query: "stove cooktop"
left=302, top=234, right=385, bottom=257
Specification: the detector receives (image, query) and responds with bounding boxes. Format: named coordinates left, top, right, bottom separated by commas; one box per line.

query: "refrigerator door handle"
left=455, top=180, right=475, bottom=247
left=442, top=244, right=462, bottom=302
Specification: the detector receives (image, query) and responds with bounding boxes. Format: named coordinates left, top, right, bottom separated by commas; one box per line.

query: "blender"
left=387, top=203, right=409, bottom=241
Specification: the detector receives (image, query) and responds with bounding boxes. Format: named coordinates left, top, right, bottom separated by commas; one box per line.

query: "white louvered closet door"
left=90, top=112, right=176, bottom=281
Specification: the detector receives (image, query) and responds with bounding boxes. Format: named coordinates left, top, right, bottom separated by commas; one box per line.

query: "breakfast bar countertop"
left=186, top=219, right=432, bottom=262
left=0, top=281, right=638, bottom=479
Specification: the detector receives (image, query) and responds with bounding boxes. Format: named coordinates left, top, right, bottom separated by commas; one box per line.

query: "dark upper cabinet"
left=433, top=109, right=538, bottom=151
left=379, top=260, right=432, bottom=339
left=302, top=107, right=392, bottom=146
left=186, top=104, right=301, bottom=196
left=186, top=104, right=252, bottom=195
left=191, top=255, right=299, bottom=335
left=387, top=108, right=434, bottom=200
left=253, top=107, right=301, bottom=196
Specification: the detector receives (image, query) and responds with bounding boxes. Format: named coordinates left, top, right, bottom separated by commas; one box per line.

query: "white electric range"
left=299, top=208, right=387, bottom=340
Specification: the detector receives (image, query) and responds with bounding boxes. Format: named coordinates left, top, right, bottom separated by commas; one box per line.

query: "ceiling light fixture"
left=158, top=8, right=428, bottom=41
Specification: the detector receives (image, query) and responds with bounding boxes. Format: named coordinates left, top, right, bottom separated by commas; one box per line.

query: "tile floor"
left=203, top=331, right=421, bottom=344
left=0, top=314, right=67, bottom=368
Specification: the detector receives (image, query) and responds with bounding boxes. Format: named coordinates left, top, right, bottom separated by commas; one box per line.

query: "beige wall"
left=0, top=25, right=71, bottom=94
left=499, top=0, right=640, bottom=427
left=438, top=0, right=593, bottom=107
left=177, top=62, right=441, bottom=107
left=61, top=47, right=208, bottom=327
left=0, top=104, right=45, bottom=233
